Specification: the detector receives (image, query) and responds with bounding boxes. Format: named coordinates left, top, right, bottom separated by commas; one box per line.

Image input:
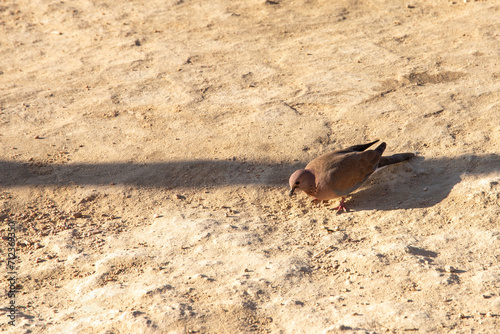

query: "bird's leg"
left=331, top=197, right=348, bottom=214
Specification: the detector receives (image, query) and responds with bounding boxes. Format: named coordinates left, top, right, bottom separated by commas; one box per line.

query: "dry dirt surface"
left=1, top=0, right=500, bottom=333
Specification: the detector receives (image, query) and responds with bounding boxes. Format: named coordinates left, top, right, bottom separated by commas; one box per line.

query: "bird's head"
left=288, top=169, right=315, bottom=196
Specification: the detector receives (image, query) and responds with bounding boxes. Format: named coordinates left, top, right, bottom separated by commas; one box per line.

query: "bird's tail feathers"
left=374, top=142, right=387, bottom=156
left=344, top=139, right=380, bottom=152
left=378, top=153, right=415, bottom=168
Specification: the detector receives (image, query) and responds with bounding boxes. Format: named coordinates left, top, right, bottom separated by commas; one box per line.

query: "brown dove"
left=288, top=140, right=414, bottom=213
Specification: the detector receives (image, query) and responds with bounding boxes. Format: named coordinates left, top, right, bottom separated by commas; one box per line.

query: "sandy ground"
left=1, top=0, right=500, bottom=333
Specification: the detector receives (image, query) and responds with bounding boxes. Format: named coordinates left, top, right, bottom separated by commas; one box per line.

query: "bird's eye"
left=295, top=181, right=300, bottom=185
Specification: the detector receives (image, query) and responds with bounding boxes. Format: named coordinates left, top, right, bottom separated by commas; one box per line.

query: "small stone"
left=458, top=313, right=466, bottom=319
left=445, top=265, right=456, bottom=273
left=175, top=194, right=186, bottom=200
left=35, top=257, right=44, bottom=263
left=338, top=325, right=351, bottom=331
left=72, top=212, right=83, bottom=218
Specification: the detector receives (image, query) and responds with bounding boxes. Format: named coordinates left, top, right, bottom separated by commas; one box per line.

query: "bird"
left=288, top=140, right=414, bottom=213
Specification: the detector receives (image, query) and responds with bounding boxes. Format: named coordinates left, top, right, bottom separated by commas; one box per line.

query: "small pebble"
left=73, top=212, right=83, bottom=218
left=445, top=265, right=456, bottom=273
left=338, top=325, right=351, bottom=330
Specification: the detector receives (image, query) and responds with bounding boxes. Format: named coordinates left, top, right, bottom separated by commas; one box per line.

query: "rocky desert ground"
left=1, top=0, right=500, bottom=333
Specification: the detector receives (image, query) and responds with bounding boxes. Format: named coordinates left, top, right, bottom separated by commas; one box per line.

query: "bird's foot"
left=331, top=197, right=348, bottom=214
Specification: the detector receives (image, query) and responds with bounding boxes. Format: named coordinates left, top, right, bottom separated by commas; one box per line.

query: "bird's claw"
left=332, top=205, right=348, bottom=214
left=331, top=197, right=348, bottom=214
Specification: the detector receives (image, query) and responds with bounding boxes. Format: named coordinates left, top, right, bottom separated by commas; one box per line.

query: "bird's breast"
left=304, top=185, right=317, bottom=197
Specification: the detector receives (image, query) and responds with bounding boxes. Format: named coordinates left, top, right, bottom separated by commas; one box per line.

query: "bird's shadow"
left=349, top=154, right=500, bottom=211
left=1, top=153, right=499, bottom=211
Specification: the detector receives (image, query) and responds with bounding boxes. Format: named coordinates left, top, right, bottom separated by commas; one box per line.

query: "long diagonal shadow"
left=0, top=160, right=300, bottom=188
left=1, top=154, right=499, bottom=211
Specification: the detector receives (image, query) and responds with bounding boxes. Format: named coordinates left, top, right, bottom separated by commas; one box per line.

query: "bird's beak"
left=289, top=187, right=296, bottom=196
